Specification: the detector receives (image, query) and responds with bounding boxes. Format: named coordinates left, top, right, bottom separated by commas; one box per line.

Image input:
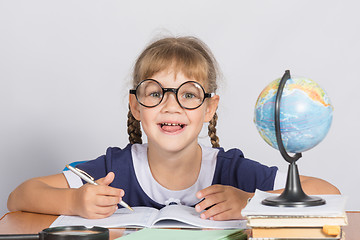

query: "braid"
left=208, top=112, right=220, bottom=148
left=127, top=107, right=142, bottom=144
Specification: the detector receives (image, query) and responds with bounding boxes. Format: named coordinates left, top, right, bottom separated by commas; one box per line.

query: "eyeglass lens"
left=135, top=80, right=205, bottom=109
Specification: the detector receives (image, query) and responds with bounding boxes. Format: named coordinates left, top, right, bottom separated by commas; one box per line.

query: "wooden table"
left=1, top=211, right=359, bottom=239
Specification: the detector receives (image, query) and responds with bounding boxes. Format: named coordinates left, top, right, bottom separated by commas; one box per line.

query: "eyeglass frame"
left=129, top=79, right=214, bottom=110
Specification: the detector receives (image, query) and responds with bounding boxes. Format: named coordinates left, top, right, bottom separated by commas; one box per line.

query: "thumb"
left=96, top=172, right=115, bottom=186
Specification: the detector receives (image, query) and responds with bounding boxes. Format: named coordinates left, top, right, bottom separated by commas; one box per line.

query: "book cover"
left=119, top=228, right=247, bottom=240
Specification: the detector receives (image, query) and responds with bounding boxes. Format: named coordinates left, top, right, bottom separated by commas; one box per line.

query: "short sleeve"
left=213, top=148, right=278, bottom=192
left=75, top=154, right=108, bottom=184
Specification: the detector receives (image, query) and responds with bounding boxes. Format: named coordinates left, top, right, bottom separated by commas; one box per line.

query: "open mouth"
left=159, top=122, right=185, bottom=133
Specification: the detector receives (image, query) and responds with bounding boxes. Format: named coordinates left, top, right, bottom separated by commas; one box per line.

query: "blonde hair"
left=128, top=36, right=220, bottom=148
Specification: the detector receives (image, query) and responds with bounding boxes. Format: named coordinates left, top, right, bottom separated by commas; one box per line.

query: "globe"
left=254, top=76, right=333, bottom=153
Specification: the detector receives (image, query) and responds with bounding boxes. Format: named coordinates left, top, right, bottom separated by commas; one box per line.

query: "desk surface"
left=1, top=211, right=359, bottom=239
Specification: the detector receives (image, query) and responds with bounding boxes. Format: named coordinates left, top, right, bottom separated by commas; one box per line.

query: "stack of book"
left=242, top=190, right=348, bottom=239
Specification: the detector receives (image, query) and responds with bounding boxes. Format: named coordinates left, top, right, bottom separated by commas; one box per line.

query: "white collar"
left=131, top=143, right=219, bottom=205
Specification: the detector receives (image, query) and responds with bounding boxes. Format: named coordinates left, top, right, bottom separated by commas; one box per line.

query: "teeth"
left=162, top=123, right=181, bottom=126
left=160, top=123, right=185, bottom=128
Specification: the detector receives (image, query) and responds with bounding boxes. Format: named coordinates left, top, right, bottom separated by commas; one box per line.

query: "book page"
left=152, top=205, right=247, bottom=229
left=50, top=207, right=159, bottom=228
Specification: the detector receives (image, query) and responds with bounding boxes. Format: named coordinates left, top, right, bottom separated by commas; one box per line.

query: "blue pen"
left=66, top=164, right=134, bottom=211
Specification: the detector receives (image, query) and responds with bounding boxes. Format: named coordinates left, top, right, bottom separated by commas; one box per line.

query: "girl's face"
left=129, top=69, right=219, bottom=154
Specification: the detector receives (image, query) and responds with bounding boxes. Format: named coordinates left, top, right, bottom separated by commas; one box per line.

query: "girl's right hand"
left=71, top=172, right=124, bottom=219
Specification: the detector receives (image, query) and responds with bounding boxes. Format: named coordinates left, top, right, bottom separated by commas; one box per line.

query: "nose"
left=161, top=92, right=182, bottom=112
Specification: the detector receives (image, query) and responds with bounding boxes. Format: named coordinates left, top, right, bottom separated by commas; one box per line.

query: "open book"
left=51, top=205, right=247, bottom=229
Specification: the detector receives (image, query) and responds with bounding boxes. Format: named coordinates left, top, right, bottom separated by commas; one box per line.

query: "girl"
left=7, top=36, right=340, bottom=221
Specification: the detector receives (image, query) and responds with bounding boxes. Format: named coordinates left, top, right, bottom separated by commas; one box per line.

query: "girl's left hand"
left=195, top=185, right=253, bottom=221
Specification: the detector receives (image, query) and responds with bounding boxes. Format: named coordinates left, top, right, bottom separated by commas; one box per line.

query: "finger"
left=79, top=201, right=117, bottom=219
left=96, top=172, right=115, bottom=186
left=195, top=192, right=226, bottom=212
left=211, top=209, right=234, bottom=221
left=95, top=195, right=122, bottom=207
left=200, top=202, right=231, bottom=220
left=86, top=205, right=118, bottom=219
left=96, top=185, right=124, bottom=198
left=196, top=185, right=224, bottom=199
left=95, top=205, right=118, bottom=216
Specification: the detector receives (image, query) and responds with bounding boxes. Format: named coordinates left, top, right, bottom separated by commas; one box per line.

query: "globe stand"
left=261, top=70, right=326, bottom=207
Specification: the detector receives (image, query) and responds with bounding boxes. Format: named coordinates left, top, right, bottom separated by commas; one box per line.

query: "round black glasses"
left=129, top=79, right=213, bottom=110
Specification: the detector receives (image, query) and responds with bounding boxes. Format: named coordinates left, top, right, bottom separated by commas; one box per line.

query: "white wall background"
left=1, top=0, right=359, bottom=217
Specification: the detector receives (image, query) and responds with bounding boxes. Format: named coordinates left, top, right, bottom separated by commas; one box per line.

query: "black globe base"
left=262, top=161, right=326, bottom=207
left=262, top=194, right=326, bottom=207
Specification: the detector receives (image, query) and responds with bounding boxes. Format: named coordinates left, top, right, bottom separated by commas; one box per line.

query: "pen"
left=66, top=164, right=134, bottom=211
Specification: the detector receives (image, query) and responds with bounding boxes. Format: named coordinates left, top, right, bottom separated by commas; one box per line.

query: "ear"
left=129, top=94, right=141, bottom=121
left=204, top=94, right=220, bottom=122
